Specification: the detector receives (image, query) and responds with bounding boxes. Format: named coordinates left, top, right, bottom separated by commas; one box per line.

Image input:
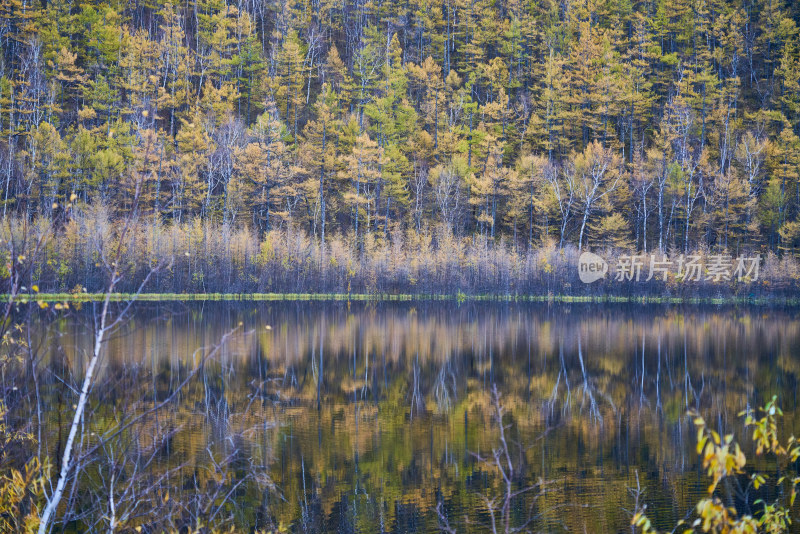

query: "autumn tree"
left=233, top=105, right=295, bottom=230
left=573, top=140, right=621, bottom=250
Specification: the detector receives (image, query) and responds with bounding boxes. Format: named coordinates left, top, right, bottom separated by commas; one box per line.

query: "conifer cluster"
left=1, top=0, right=799, bottom=254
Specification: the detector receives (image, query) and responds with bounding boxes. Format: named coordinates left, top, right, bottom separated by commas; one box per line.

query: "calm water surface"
left=36, top=303, right=800, bottom=532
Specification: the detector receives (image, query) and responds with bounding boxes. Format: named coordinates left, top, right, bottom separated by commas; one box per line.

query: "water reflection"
left=34, top=303, right=800, bottom=532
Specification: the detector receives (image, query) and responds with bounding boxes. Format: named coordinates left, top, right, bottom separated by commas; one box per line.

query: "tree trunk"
left=38, top=286, right=114, bottom=533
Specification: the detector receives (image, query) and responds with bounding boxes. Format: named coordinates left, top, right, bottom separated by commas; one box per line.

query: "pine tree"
left=157, top=3, right=195, bottom=136
left=408, top=56, right=446, bottom=158
left=270, top=29, right=307, bottom=141
left=233, top=106, right=295, bottom=231
left=298, top=83, right=341, bottom=247
left=565, top=20, right=603, bottom=148
left=51, top=47, right=87, bottom=120
left=512, top=154, right=549, bottom=246
left=172, top=116, right=212, bottom=221
left=775, top=22, right=800, bottom=132
left=620, top=12, right=657, bottom=161
left=340, top=132, right=383, bottom=240
left=23, top=121, right=67, bottom=214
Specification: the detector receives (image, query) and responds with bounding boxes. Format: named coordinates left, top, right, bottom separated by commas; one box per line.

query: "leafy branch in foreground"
left=633, top=396, right=800, bottom=534
left=0, top=401, right=47, bottom=533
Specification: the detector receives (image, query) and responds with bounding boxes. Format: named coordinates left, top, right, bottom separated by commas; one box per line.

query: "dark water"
left=34, top=302, right=800, bottom=532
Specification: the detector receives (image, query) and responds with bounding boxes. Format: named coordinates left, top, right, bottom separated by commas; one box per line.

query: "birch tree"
left=573, top=141, right=621, bottom=250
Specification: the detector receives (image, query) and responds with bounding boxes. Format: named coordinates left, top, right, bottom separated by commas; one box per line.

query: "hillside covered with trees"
left=2, top=0, right=800, bottom=291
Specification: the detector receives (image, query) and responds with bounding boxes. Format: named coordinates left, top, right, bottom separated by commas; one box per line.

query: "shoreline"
left=4, top=292, right=799, bottom=306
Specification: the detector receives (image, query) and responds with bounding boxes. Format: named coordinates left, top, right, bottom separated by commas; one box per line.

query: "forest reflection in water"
left=34, top=302, right=800, bottom=532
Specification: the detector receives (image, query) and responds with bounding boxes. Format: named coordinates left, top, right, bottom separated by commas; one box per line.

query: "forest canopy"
left=1, top=0, right=800, bottom=256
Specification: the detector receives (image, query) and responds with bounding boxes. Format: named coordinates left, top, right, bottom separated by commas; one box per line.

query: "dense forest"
left=1, top=0, right=800, bottom=270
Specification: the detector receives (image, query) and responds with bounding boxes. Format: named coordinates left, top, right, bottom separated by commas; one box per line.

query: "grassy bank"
left=4, top=292, right=800, bottom=306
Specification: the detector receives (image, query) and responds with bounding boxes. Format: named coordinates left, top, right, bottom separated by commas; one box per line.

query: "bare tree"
left=412, top=164, right=427, bottom=232
left=735, top=128, right=768, bottom=236
left=544, top=161, right=576, bottom=248
left=574, top=141, right=620, bottom=250
left=632, top=152, right=654, bottom=252
left=432, top=164, right=462, bottom=233
left=37, top=136, right=169, bottom=533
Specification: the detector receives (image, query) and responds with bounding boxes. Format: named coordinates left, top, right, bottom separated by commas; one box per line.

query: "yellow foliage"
left=0, top=403, right=48, bottom=533
left=634, top=397, right=800, bottom=533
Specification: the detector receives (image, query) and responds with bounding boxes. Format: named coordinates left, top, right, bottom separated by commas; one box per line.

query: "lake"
left=28, top=302, right=800, bottom=532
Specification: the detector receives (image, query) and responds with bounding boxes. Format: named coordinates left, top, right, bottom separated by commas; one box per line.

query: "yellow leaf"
left=697, top=436, right=708, bottom=454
